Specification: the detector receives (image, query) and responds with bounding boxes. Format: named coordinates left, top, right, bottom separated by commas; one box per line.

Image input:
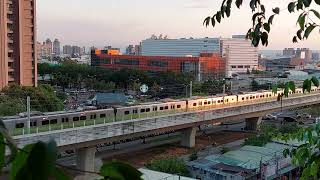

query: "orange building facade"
left=0, top=0, right=37, bottom=89
left=91, top=50, right=225, bottom=81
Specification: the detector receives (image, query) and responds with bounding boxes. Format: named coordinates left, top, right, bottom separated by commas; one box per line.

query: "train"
left=1, top=86, right=320, bottom=132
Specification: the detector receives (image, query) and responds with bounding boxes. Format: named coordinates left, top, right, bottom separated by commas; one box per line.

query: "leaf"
left=261, top=32, right=268, bottom=46
left=226, top=6, right=231, bottom=17
left=272, top=7, right=280, bottom=14
left=297, top=1, right=303, bottom=10
left=298, top=13, right=306, bottom=30
left=263, top=23, right=270, bottom=32
left=297, top=29, right=303, bottom=40
left=268, top=15, right=275, bottom=25
left=216, top=11, right=222, bottom=23
left=293, top=36, right=298, bottom=43
left=211, top=17, right=216, bottom=28
left=0, top=134, right=5, bottom=172
left=310, top=9, right=320, bottom=19
left=310, top=161, right=318, bottom=178
left=235, top=0, right=243, bottom=8
left=288, top=81, right=296, bottom=93
left=284, top=85, right=289, bottom=97
left=272, top=85, right=278, bottom=95
left=303, top=0, right=312, bottom=7
left=304, top=24, right=316, bottom=39
left=203, top=16, right=211, bottom=27
left=311, top=76, right=319, bottom=87
left=100, top=161, right=143, bottom=180
left=303, top=79, right=312, bottom=93
left=316, top=0, right=320, bottom=5
left=0, top=120, right=17, bottom=163
left=10, top=144, right=34, bottom=180
left=261, top=5, right=265, bottom=13
left=221, top=6, right=227, bottom=18
left=288, top=2, right=296, bottom=13
left=52, top=167, right=71, bottom=180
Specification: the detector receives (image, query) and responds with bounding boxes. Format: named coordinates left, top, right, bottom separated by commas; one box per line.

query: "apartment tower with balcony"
left=0, top=0, right=37, bottom=89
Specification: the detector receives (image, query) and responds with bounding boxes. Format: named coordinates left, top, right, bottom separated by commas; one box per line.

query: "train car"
left=116, top=100, right=187, bottom=120
left=223, top=95, right=238, bottom=104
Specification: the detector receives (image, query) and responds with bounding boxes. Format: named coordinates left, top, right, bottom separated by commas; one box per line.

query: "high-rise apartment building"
left=220, top=37, right=258, bottom=77
left=141, top=37, right=220, bottom=57
left=53, top=38, right=60, bottom=56
left=0, top=0, right=37, bottom=89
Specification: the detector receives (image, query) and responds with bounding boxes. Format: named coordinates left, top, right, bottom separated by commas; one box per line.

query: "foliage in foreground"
left=204, top=0, right=320, bottom=47
left=0, top=120, right=142, bottom=180
left=145, top=157, right=190, bottom=177
left=281, top=125, right=320, bottom=180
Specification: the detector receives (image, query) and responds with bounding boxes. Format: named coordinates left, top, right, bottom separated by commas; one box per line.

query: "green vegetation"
left=204, top=0, right=320, bottom=47
left=220, top=146, right=231, bottom=154
left=0, top=84, right=64, bottom=116
left=243, top=123, right=301, bottom=147
left=145, top=157, right=190, bottom=177
left=189, top=150, right=198, bottom=161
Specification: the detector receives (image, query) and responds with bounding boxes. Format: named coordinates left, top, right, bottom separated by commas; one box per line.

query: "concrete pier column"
left=245, top=117, right=262, bottom=131
left=76, top=147, right=96, bottom=173
left=180, top=127, right=197, bottom=148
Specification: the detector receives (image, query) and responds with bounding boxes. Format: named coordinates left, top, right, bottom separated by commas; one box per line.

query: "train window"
left=140, top=109, right=146, bottom=113
left=160, top=107, right=164, bottom=110
left=50, top=119, right=58, bottom=124
left=171, top=105, right=175, bottom=109
left=73, top=117, right=80, bottom=121
left=165, top=106, right=168, bottom=110
left=177, top=105, right=181, bottom=108
left=133, top=109, right=138, bottom=114
left=226, top=99, right=229, bottom=102
left=124, top=111, right=130, bottom=115
left=218, top=100, right=221, bottom=103
left=15, top=123, right=24, bottom=129
left=42, top=120, right=49, bottom=125
left=100, top=114, right=106, bottom=118
left=204, top=102, right=208, bottom=105
left=208, top=101, right=211, bottom=105
left=62, top=118, right=69, bottom=123
left=80, top=116, right=86, bottom=120
left=242, top=97, right=244, bottom=100
left=153, top=107, right=158, bottom=111
left=198, top=102, right=202, bottom=105
left=193, top=103, right=197, bottom=107
left=250, top=97, right=252, bottom=99
left=246, top=97, right=249, bottom=100
left=94, top=115, right=96, bottom=118
left=253, top=97, right=255, bottom=99
left=31, top=122, right=37, bottom=127
left=146, top=108, right=150, bottom=112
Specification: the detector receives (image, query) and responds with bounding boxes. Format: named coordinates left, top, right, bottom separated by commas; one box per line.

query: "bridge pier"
left=245, top=117, right=262, bottom=131
left=76, top=147, right=96, bottom=174
left=180, top=127, right=197, bottom=148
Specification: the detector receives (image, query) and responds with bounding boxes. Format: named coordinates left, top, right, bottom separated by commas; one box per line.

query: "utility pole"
left=189, top=81, right=193, bottom=98
left=27, top=96, right=31, bottom=134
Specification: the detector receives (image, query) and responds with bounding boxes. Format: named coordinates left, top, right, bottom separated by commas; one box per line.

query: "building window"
left=231, top=66, right=236, bottom=69
left=114, top=59, right=139, bottom=65
left=238, top=65, right=244, bottom=68
left=245, top=65, right=250, bottom=68
left=148, top=60, right=168, bottom=67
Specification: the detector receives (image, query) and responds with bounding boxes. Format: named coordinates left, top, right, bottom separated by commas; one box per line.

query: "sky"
left=37, top=0, right=320, bottom=50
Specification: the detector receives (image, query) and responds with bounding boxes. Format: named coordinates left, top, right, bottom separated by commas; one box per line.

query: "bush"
left=242, top=134, right=271, bottom=147
left=279, top=123, right=299, bottom=134
left=145, top=157, right=190, bottom=177
left=189, top=151, right=198, bottom=161
left=220, top=146, right=230, bottom=154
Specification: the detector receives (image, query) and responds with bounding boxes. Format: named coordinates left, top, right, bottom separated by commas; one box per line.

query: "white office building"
left=221, top=36, right=258, bottom=77
left=141, top=38, right=220, bottom=57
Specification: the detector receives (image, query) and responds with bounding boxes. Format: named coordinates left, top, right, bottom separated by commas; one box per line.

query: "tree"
left=204, top=0, right=320, bottom=47
left=189, top=150, right=198, bottom=161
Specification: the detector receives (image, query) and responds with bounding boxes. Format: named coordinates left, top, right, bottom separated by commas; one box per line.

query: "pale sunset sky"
left=37, top=0, right=320, bottom=50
